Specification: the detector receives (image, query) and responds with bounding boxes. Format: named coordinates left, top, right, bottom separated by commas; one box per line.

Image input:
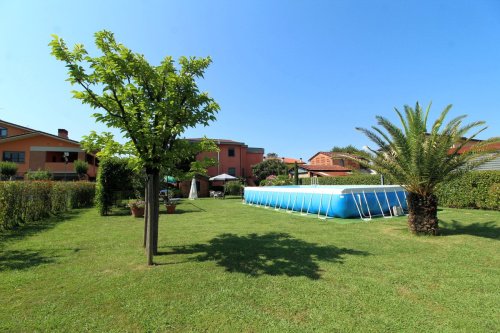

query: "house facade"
left=0, top=119, right=98, bottom=179
left=187, top=138, right=264, bottom=183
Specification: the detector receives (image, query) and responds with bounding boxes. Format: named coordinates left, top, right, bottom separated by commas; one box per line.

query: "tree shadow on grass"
left=0, top=210, right=82, bottom=247
left=440, top=220, right=499, bottom=240
left=0, top=248, right=81, bottom=271
left=162, top=232, right=370, bottom=279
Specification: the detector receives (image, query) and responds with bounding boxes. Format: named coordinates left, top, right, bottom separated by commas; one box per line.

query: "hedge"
left=95, top=158, right=134, bottom=216
left=299, top=171, right=499, bottom=210
left=301, top=174, right=383, bottom=185
left=435, top=171, right=500, bottom=210
left=0, top=181, right=95, bottom=230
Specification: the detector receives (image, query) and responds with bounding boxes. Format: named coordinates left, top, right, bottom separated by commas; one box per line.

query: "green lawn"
left=1, top=198, right=499, bottom=332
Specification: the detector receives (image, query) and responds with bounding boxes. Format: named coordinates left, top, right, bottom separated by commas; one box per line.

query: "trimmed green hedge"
left=435, top=171, right=499, bottom=210
left=0, top=181, right=95, bottom=230
left=300, top=171, right=499, bottom=210
left=301, top=174, right=382, bottom=185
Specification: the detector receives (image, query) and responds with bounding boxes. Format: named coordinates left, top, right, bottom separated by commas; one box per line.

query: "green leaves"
left=356, top=102, right=498, bottom=196
left=50, top=30, right=220, bottom=170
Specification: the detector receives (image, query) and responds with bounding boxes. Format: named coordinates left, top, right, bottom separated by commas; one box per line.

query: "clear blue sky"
left=1, top=0, right=499, bottom=161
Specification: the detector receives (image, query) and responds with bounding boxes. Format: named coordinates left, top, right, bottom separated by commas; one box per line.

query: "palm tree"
left=355, top=102, right=498, bottom=235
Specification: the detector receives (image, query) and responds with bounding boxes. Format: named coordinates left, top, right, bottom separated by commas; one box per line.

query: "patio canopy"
left=209, top=173, right=238, bottom=181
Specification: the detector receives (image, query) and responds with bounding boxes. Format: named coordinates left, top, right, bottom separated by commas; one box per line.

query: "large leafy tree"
left=355, top=102, right=498, bottom=235
left=51, top=30, right=219, bottom=264
left=252, top=159, right=289, bottom=182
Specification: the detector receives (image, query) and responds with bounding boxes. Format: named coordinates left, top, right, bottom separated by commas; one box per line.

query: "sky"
left=1, top=0, right=499, bottom=161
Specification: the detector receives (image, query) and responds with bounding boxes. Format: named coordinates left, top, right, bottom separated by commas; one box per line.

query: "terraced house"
left=0, top=119, right=98, bottom=180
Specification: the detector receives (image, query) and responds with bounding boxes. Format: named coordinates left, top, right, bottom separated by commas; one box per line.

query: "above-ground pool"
left=244, top=185, right=408, bottom=219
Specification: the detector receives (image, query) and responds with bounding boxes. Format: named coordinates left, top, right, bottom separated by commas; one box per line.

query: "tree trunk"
left=406, top=192, right=439, bottom=235
left=143, top=179, right=148, bottom=248
left=145, top=173, right=154, bottom=265
left=151, top=169, right=160, bottom=255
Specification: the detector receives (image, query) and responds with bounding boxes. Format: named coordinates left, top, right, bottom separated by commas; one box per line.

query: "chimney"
left=58, top=129, right=68, bottom=139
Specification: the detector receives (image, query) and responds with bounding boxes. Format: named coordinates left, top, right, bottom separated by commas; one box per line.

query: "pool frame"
left=243, top=185, right=408, bottom=220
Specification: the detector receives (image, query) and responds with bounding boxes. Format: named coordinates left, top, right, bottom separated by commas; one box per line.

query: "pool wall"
left=244, top=185, right=408, bottom=219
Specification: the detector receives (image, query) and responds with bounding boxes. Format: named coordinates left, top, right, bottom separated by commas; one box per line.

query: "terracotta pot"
left=130, top=206, right=144, bottom=218
left=165, top=204, right=176, bottom=214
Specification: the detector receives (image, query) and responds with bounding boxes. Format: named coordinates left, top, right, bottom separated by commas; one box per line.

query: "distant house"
left=187, top=138, right=264, bottom=184
left=448, top=139, right=500, bottom=171
left=308, top=151, right=371, bottom=173
left=0, top=119, right=98, bottom=180
left=298, top=164, right=351, bottom=177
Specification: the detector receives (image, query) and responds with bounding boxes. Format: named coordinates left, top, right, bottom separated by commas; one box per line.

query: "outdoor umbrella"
left=188, top=177, right=198, bottom=200
left=209, top=173, right=238, bottom=198
left=209, top=173, right=238, bottom=182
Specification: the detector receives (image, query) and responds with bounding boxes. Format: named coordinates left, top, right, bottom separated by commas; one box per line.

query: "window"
left=339, top=159, right=345, bottom=167
left=228, top=167, right=236, bottom=176
left=0, top=127, right=7, bottom=138
left=228, top=148, right=235, bottom=157
left=3, top=151, right=25, bottom=163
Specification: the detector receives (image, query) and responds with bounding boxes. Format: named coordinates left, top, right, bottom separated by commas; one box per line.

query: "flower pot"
left=165, top=204, right=176, bottom=214
left=130, top=206, right=144, bottom=218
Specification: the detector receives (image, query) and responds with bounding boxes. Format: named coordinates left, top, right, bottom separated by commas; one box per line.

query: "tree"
left=266, top=152, right=279, bottom=159
left=355, top=102, right=499, bottom=235
left=252, top=159, right=288, bottom=182
left=51, top=30, right=219, bottom=265
left=331, top=145, right=370, bottom=159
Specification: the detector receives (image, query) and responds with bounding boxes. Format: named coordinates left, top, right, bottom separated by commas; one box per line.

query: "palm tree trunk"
left=406, top=192, right=439, bottom=235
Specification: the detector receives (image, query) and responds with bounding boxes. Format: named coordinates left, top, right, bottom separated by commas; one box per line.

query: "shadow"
left=106, top=206, right=134, bottom=216
left=0, top=248, right=81, bottom=271
left=162, top=232, right=370, bottom=279
left=183, top=202, right=207, bottom=212
left=0, top=210, right=82, bottom=247
left=440, top=220, right=500, bottom=240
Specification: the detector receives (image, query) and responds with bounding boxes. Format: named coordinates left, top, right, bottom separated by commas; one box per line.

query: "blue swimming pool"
left=244, top=185, right=408, bottom=219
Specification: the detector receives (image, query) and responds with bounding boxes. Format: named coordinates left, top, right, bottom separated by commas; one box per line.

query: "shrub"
left=26, top=169, right=52, bottom=180
left=435, top=171, right=500, bottom=210
left=95, top=158, right=134, bottom=216
left=300, top=174, right=382, bottom=185
left=74, top=160, right=89, bottom=179
left=260, top=175, right=293, bottom=186
left=0, top=181, right=96, bottom=230
left=225, top=181, right=243, bottom=195
left=0, top=162, right=18, bottom=180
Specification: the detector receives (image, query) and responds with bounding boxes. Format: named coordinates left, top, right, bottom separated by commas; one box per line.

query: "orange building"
left=188, top=138, right=264, bottom=184
left=0, top=119, right=98, bottom=180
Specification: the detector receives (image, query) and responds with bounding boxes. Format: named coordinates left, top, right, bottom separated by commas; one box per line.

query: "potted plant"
left=163, top=191, right=178, bottom=214
left=128, top=199, right=145, bottom=218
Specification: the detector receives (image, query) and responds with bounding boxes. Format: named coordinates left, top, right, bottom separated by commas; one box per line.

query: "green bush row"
left=300, top=174, right=382, bottom=185
left=435, top=171, right=499, bottom=210
left=0, top=181, right=95, bottom=230
left=299, top=171, right=499, bottom=210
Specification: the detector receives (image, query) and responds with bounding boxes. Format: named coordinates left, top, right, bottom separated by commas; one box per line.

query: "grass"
left=0, top=198, right=499, bottom=332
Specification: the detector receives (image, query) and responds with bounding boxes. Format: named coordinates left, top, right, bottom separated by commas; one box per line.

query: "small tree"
left=0, top=162, right=18, bottom=180
left=252, top=159, right=288, bottom=182
left=74, top=160, right=89, bottom=180
left=293, top=162, right=299, bottom=185
left=51, top=31, right=219, bottom=265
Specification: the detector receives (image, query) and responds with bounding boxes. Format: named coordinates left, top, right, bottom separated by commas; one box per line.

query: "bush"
left=74, top=160, right=89, bottom=179
left=300, top=174, right=382, bottom=185
left=435, top=171, right=500, bottom=210
left=26, top=169, right=52, bottom=180
left=0, top=162, right=18, bottom=180
left=225, top=181, right=243, bottom=195
left=95, top=158, right=134, bottom=216
left=260, top=175, right=293, bottom=186
left=0, top=181, right=95, bottom=230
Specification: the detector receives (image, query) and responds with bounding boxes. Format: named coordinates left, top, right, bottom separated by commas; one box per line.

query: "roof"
left=0, top=119, right=81, bottom=145
left=281, top=157, right=305, bottom=164
left=448, top=142, right=500, bottom=154
left=247, top=147, right=265, bottom=154
left=187, top=138, right=246, bottom=146
left=308, top=151, right=367, bottom=161
left=300, top=164, right=351, bottom=172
